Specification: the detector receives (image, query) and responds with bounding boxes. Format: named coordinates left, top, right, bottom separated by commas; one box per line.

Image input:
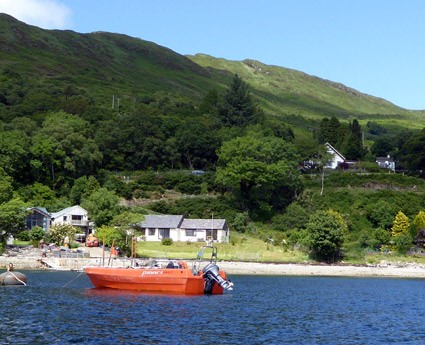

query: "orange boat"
left=84, top=245, right=234, bottom=295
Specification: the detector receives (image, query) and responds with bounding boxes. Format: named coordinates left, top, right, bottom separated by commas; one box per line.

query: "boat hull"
left=85, top=267, right=225, bottom=295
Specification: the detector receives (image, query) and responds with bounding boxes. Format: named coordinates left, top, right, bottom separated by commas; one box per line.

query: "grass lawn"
left=136, top=234, right=309, bottom=263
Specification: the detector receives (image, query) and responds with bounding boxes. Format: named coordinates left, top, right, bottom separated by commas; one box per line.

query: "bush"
left=161, top=238, right=173, bottom=246
left=17, top=230, right=31, bottom=241
left=29, top=226, right=45, bottom=241
left=306, top=209, right=348, bottom=262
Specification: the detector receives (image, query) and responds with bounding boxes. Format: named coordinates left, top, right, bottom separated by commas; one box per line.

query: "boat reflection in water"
left=84, top=244, right=233, bottom=295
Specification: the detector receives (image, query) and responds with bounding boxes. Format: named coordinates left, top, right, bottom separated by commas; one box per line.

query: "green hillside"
left=189, top=54, right=425, bottom=128
left=1, top=13, right=425, bottom=129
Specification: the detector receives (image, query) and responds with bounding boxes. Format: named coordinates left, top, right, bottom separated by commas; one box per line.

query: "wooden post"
left=102, top=236, right=105, bottom=266
left=108, top=239, right=115, bottom=266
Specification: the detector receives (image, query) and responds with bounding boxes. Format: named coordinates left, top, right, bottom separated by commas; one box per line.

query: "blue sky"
left=1, top=0, right=425, bottom=110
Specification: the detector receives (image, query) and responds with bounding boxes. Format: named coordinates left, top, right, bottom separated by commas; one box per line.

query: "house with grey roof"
left=376, top=155, right=395, bottom=172
left=26, top=207, right=51, bottom=232
left=140, top=215, right=229, bottom=243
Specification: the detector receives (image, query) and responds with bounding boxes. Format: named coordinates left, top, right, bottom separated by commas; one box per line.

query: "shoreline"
left=2, top=253, right=425, bottom=278
left=218, top=261, right=425, bottom=278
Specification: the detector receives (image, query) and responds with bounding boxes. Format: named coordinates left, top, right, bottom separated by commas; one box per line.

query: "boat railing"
left=192, top=245, right=218, bottom=275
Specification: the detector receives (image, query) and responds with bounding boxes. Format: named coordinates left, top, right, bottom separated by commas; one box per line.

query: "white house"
left=139, top=215, right=230, bottom=243
left=376, top=155, right=396, bottom=172
left=324, top=142, right=346, bottom=169
left=50, top=205, right=92, bottom=234
left=180, top=218, right=229, bottom=243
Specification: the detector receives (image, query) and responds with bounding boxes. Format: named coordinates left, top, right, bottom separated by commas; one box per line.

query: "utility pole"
left=112, top=94, right=115, bottom=109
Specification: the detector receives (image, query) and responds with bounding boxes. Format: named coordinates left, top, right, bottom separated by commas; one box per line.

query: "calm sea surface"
left=1, top=270, right=425, bottom=344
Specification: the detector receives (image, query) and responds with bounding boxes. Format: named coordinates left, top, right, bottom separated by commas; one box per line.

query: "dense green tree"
left=216, top=135, right=302, bottom=219
left=366, top=121, right=387, bottom=136
left=0, top=198, right=28, bottom=243
left=317, top=116, right=342, bottom=146
left=0, top=169, right=14, bottom=204
left=18, top=182, right=56, bottom=206
left=199, top=88, right=219, bottom=115
left=398, top=128, right=425, bottom=173
left=0, top=129, right=31, bottom=181
left=96, top=111, right=172, bottom=170
left=70, top=176, right=100, bottom=205
left=412, top=210, right=425, bottom=238
left=81, top=187, right=121, bottom=227
left=175, top=119, right=220, bottom=169
left=370, top=135, right=396, bottom=157
left=30, top=111, right=102, bottom=188
left=341, top=119, right=366, bottom=160
left=219, top=74, right=257, bottom=127
left=306, top=209, right=347, bottom=262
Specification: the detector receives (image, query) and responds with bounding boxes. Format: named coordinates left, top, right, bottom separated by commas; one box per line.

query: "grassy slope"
left=189, top=54, right=425, bottom=128
left=0, top=14, right=218, bottom=105
left=2, top=13, right=425, bottom=132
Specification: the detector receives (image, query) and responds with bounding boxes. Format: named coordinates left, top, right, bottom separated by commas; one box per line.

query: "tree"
left=219, top=74, right=257, bottom=127
left=30, top=111, right=102, bottom=188
left=0, top=198, right=29, bottom=243
left=175, top=119, right=220, bottom=169
left=398, top=128, right=425, bottom=173
left=306, top=209, right=348, bottom=262
left=391, top=211, right=410, bottom=238
left=216, top=134, right=302, bottom=219
left=81, top=187, right=120, bottom=227
left=109, top=211, right=145, bottom=254
left=370, top=135, right=396, bottom=157
left=317, top=116, right=342, bottom=146
left=391, top=211, right=411, bottom=254
left=341, top=119, right=366, bottom=160
left=0, top=129, right=31, bottom=182
left=199, top=88, right=219, bottom=115
left=49, top=223, right=77, bottom=246
left=70, top=176, right=100, bottom=205
left=412, top=210, right=425, bottom=238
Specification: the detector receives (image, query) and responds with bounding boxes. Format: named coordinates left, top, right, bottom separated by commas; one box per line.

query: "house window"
left=148, top=228, right=155, bottom=236
left=63, top=216, right=67, bottom=221
left=72, top=215, right=83, bottom=221
left=185, top=230, right=196, bottom=236
left=159, top=229, right=170, bottom=238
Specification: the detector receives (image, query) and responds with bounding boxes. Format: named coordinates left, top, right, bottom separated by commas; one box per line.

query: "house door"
left=206, top=230, right=218, bottom=241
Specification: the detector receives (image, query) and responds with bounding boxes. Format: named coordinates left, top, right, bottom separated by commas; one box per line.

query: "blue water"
left=1, top=271, right=424, bottom=344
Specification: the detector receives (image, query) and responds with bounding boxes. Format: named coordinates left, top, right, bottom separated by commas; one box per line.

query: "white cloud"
left=0, top=0, right=72, bottom=29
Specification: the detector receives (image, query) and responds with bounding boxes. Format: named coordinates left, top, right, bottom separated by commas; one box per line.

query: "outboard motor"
left=202, top=262, right=234, bottom=294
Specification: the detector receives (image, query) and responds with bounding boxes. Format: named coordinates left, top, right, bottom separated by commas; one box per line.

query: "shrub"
left=17, top=230, right=31, bottom=241
left=161, top=238, right=173, bottom=246
left=29, top=226, right=45, bottom=241
left=306, top=209, right=348, bottom=262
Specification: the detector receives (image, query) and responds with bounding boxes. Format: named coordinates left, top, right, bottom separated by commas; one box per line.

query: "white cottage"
left=139, top=215, right=230, bottom=243
left=324, top=142, right=346, bottom=169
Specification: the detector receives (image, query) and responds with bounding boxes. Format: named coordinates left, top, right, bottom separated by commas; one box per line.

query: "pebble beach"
left=2, top=246, right=425, bottom=278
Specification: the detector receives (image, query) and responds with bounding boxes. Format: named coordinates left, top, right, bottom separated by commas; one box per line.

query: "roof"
left=28, top=207, right=50, bottom=217
left=50, top=205, right=87, bottom=219
left=376, top=156, right=394, bottom=163
left=180, top=219, right=227, bottom=230
left=141, top=215, right=184, bottom=229
left=324, top=142, right=346, bottom=160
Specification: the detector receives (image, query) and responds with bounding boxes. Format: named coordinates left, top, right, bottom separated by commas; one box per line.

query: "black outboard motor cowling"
left=202, top=262, right=234, bottom=294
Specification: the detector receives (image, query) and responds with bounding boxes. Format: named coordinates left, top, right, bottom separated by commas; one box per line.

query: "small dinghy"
left=0, top=263, right=27, bottom=286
